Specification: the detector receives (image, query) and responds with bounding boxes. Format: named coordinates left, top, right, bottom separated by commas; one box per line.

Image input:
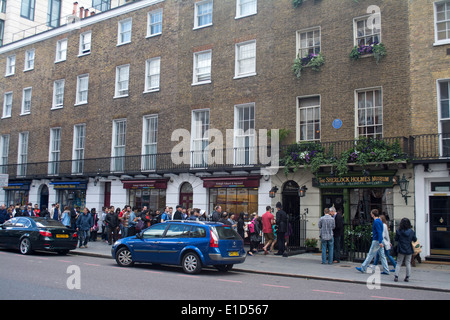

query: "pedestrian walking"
left=61, top=206, right=71, bottom=227
left=261, top=206, right=274, bottom=255
left=373, top=214, right=396, bottom=272
left=394, top=218, right=417, bottom=282
left=105, top=206, right=119, bottom=245
left=76, top=208, right=93, bottom=248
left=90, top=208, right=99, bottom=241
left=319, top=208, right=335, bottom=264
left=237, top=212, right=245, bottom=240
left=247, top=212, right=261, bottom=256
left=356, top=209, right=390, bottom=275
left=275, top=202, right=288, bottom=257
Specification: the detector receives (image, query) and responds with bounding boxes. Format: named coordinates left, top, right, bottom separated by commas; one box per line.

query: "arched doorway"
left=179, top=182, right=193, bottom=209
left=282, top=180, right=301, bottom=250
left=39, top=184, right=49, bottom=211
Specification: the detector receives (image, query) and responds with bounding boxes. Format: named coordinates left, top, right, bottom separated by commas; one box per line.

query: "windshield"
left=33, top=218, right=66, bottom=228
left=212, top=226, right=241, bottom=240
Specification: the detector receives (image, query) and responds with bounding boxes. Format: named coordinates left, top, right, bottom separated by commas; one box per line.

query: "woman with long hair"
left=394, top=218, right=417, bottom=282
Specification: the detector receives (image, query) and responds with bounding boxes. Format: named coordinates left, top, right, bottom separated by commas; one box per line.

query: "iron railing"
left=1, top=134, right=449, bottom=180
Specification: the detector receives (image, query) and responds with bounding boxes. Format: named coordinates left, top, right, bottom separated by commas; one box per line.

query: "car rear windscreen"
left=213, top=226, right=242, bottom=240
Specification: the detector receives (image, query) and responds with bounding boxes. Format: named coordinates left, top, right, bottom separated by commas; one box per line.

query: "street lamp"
left=398, top=174, right=410, bottom=205
left=298, top=185, right=307, bottom=197
left=269, top=186, right=278, bottom=199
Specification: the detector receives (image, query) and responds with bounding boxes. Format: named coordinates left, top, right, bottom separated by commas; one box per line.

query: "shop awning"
left=122, top=179, right=169, bottom=189
left=201, top=176, right=261, bottom=188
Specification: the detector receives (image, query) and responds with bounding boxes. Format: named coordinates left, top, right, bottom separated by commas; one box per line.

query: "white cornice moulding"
left=0, top=0, right=164, bottom=55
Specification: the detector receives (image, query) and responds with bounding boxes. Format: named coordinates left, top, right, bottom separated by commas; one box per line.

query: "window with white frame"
left=297, top=27, right=321, bottom=58
left=2, top=92, right=12, bottom=118
left=142, top=115, right=158, bottom=171
left=145, top=57, right=161, bottom=92
left=354, top=15, right=381, bottom=47
left=435, top=1, right=450, bottom=43
left=17, top=132, right=29, bottom=176
left=55, top=39, right=67, bottom=62
left=112, top=119, right=126, bottom=172
left=356, top=88, right=383, bottom=139
left=235, top=40, right=256, bottom=78
left=193, top=50, right=212, bottom=85
left=298, top=96, right=320, bottom=142
left=72, top=124, right=85, bottom=174
left=5, top=55, right=15, bottom=76
left=76, top=74, right=89, bottom=105
left=234, top=103, right=255, bottom=165
left=0, top=134, right=9, bottom=174
left=191, top=109, right=210, bottom=168
left=115, top=64, right=130, bottom=97
left=236, top=0, right=257, bottom=18
left=118, top=18, right=132, bottom=45
left=24, top=49, right=35, bottom=71
left=21, top=87, right=32, bottom=115
left=48, top=127, right=61, bottom=175
left=194, top=0, right=213, bottom=29
left=52, top=79, right=65, bottom=109
left=147, top=9, right=162, bottom=37
left=79, top=31, right=91, bottom=55
left=439, top=80, right=450, bottom=157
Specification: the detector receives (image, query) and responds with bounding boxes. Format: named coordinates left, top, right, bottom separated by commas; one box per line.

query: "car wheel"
left=19, top=238, right=32, bottom=255
left=182, top=252, right=202, bottom=274
left=116, top=247, right=134, bottom=267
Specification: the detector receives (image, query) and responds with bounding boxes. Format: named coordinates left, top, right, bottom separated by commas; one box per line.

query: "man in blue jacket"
left=76, top=208, right=93, bottom=249
left=356, top=209, right=390, bottom=274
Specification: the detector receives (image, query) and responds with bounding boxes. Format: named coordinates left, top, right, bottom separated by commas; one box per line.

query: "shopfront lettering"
left=313, top=176, right=396, bottom=188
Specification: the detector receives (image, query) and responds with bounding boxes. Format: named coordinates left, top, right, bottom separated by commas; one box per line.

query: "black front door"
left=429, top=196, right=450, bottom=255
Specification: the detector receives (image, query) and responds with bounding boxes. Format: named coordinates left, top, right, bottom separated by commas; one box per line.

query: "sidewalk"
left=71, top=240, right=450, bottom=292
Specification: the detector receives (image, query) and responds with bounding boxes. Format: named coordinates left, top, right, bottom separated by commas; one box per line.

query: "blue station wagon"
left=111, top=220, right=246, bottom=274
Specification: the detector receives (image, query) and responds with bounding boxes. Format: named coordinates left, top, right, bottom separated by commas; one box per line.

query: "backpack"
left=248, top=220, right=255, bottom=234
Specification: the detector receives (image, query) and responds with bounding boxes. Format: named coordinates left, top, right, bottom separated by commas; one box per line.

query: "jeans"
left=374, top=248, right=397, bottom=269
left=321, top=238, right=334, bottom=264
left=78, top=229, right=89, bottom=247
left=333, top=236, right=341, bottom=262
left=360, top=240, right=389, bottom=273
left=395, top=253, right=412, bottom=278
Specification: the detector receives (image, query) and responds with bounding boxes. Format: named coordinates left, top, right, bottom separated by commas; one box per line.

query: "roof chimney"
left=73, top=2, right=78, bottom=15
left=79, top=6, right=84, bottom=19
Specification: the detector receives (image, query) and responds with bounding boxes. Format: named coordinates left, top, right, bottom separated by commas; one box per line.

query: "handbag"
left=135, top=220, right=145, bottom=232
left=412, top=240, right=422, bottom=254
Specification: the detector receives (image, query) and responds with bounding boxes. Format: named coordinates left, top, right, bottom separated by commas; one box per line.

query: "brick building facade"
left=0, top=0, right=448, bottom=258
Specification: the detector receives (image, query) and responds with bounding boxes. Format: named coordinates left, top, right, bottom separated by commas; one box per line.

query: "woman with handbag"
left=394, top=218, right=417, bottom=282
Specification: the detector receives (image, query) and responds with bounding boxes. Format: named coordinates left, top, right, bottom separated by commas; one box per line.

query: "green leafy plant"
left=350, top=42, right=386, bottom=64
left=292, top=52, right=325, bottom=79
left=305, top=238, right=318, bottom=248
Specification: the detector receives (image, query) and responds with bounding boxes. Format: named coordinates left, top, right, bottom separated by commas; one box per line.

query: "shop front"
left=51, top=181, right=87, bottom=209
left=122, top=179, right=168, bottom=212
left=313, top=172, right=398, bottom=227
left=201, top=176, right=260, bottom=218
left=3, top=181, right=30, bottom=206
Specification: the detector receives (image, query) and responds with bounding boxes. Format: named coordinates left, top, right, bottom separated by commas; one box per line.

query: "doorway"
left=179, top=182, right=193, bottom=209
left=429, top=196, right=450, bottom=256
left=282, top=180, right=301, bottom=249
left=39, top=185, right=49, bottom=210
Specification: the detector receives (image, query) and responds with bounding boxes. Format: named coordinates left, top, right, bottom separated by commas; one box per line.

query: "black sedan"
left=0, top=217, right=78, bottom=255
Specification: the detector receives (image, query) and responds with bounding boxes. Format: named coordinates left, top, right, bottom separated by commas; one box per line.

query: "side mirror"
left=136, top=232, right=143, bottom=239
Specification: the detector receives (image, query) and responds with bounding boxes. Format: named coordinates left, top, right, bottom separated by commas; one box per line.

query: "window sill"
left=113, top=94, right=129, bottom=99
left=146, top=32, right=162, bottom=39
left=51, top=106, right=64, bottom=110
left=433, top=40, right=450, bottom=47
left=54, top=59, right=66, bottom=64
left=117, top=41, right=131, bottom=47
left=233, top=72, right=257, bottom=80
left=193, top=23, right=213, bottom=31
left=20, top=112, right=31, bottom=116
left=23, top=68, right=34, bottom=72
left=4, top=73, right=14, bottom=77
left=1, top=116, right=11, bottom=120
left=143, top=88, right=160, bottom=94
left=192, top=80, right=211, bottom=86
left=74, top=102, right=88, bottom=107
left=235, top=12, right=257, bottom=20
left=78, top=52, right=91, bottom=57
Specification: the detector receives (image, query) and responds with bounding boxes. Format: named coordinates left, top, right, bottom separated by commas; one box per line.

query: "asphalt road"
left=0, top=249, right=448, bottom=304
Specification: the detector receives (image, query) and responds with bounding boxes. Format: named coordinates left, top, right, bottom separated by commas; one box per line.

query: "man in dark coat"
left=275, top=202, right=288, bottom=257
left=331, top=207, right=344, bottom=263
left=105, top=207, right=119, bottom=245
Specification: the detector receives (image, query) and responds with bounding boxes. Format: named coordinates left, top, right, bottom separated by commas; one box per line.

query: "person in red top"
left=261, top=206, right=275, bottom=255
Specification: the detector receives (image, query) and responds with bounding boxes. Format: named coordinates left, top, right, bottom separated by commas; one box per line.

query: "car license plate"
left=56, top=234, right=69, bottom=238
left=228, top=251, right=239, bottom=257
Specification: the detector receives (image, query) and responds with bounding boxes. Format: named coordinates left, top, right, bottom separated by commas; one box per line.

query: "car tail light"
left=209, top=229, right=219, bottom=248
left=40, top=231, right=52, bottom=238
left=72, top=232, right=77, bottom=238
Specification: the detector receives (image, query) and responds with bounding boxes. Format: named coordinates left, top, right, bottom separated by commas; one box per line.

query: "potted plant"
left=305, top=238, right=318, bottom=252
left=350, top=42, right=386, bottom=64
